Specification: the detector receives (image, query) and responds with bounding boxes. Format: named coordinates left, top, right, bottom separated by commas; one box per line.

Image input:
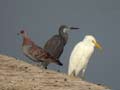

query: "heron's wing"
left=44, top=35, right=65, bottom=58
left=68, top=42, right=84, bottom=75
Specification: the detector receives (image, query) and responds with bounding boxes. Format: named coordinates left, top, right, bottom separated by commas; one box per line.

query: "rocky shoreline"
left=0, top=54, right=110, bottom=90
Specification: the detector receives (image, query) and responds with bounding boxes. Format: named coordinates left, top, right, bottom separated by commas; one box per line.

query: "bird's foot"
left=81, top=76, right=86, bottom=81
left=41, top=68, right=45, bottom=73
left=68, top=74, right=78, bottom=80
left=81, top=73, right=86, bottom=80
left=57, top=69, right=61, bottom=72
left=33, top=63, right=47, bottom=72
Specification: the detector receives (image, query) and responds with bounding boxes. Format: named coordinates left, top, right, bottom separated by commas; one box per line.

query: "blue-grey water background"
left=0, top=0, right=120, bottom=90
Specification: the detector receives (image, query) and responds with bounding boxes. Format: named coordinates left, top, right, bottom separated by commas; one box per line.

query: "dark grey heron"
left=42, top=25, right=80, bottom=68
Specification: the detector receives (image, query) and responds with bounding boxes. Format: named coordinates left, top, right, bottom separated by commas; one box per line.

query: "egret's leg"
left=70, top=70, right=76, bottom=77
left=69, top=70, right=78, bottom=80
left=81, top=68, right=86, bottom=79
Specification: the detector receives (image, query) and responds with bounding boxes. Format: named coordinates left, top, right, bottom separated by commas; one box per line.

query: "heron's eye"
left=63, top=28, right=69, bottom=33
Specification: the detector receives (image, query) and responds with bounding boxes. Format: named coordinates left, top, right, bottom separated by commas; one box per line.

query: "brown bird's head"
left=17, top=30, right=27, bottom=37
left=20, top=30, right=25, bottom=34
left=18, top=30, right=34, bottom=46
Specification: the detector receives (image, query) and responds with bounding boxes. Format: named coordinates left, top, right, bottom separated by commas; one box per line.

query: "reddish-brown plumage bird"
left=18, top=30, right=63, bottom=68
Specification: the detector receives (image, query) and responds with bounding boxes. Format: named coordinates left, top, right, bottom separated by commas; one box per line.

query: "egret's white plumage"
left=68, top=35, right=102, bottom=78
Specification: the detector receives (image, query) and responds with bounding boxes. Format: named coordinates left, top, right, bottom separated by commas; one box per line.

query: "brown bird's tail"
left=55, top=60, right=63, bottom=66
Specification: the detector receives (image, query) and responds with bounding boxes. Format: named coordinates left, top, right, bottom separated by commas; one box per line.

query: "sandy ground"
left=0, top=54, right=110, bottom=90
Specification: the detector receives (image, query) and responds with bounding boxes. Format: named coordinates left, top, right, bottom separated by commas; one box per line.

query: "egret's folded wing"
left=68, top=42, right=84, bottom=75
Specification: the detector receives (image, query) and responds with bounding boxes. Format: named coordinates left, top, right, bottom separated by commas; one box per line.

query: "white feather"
left=68, top=35, right=96, bottom=77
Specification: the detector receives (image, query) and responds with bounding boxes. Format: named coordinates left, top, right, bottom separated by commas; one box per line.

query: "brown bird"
left=18, top=30, right=63, bottom=69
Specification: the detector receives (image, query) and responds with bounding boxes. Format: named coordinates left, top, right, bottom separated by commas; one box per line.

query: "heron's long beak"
left=93, top=41, right=103, bottom=50
left=70, top=27, right=80, bottom=30
left=63, top=27, right=80, bottom=33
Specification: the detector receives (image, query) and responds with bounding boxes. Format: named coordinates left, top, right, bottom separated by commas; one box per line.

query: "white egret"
left=68, top=35, right=102, bottom=78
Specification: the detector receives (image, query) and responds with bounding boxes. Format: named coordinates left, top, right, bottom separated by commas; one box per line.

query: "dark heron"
left=42, top=25, right=80, bottom=68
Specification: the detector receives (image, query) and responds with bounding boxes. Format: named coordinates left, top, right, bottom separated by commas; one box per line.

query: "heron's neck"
left=59, top=33, right=68, bottom=44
